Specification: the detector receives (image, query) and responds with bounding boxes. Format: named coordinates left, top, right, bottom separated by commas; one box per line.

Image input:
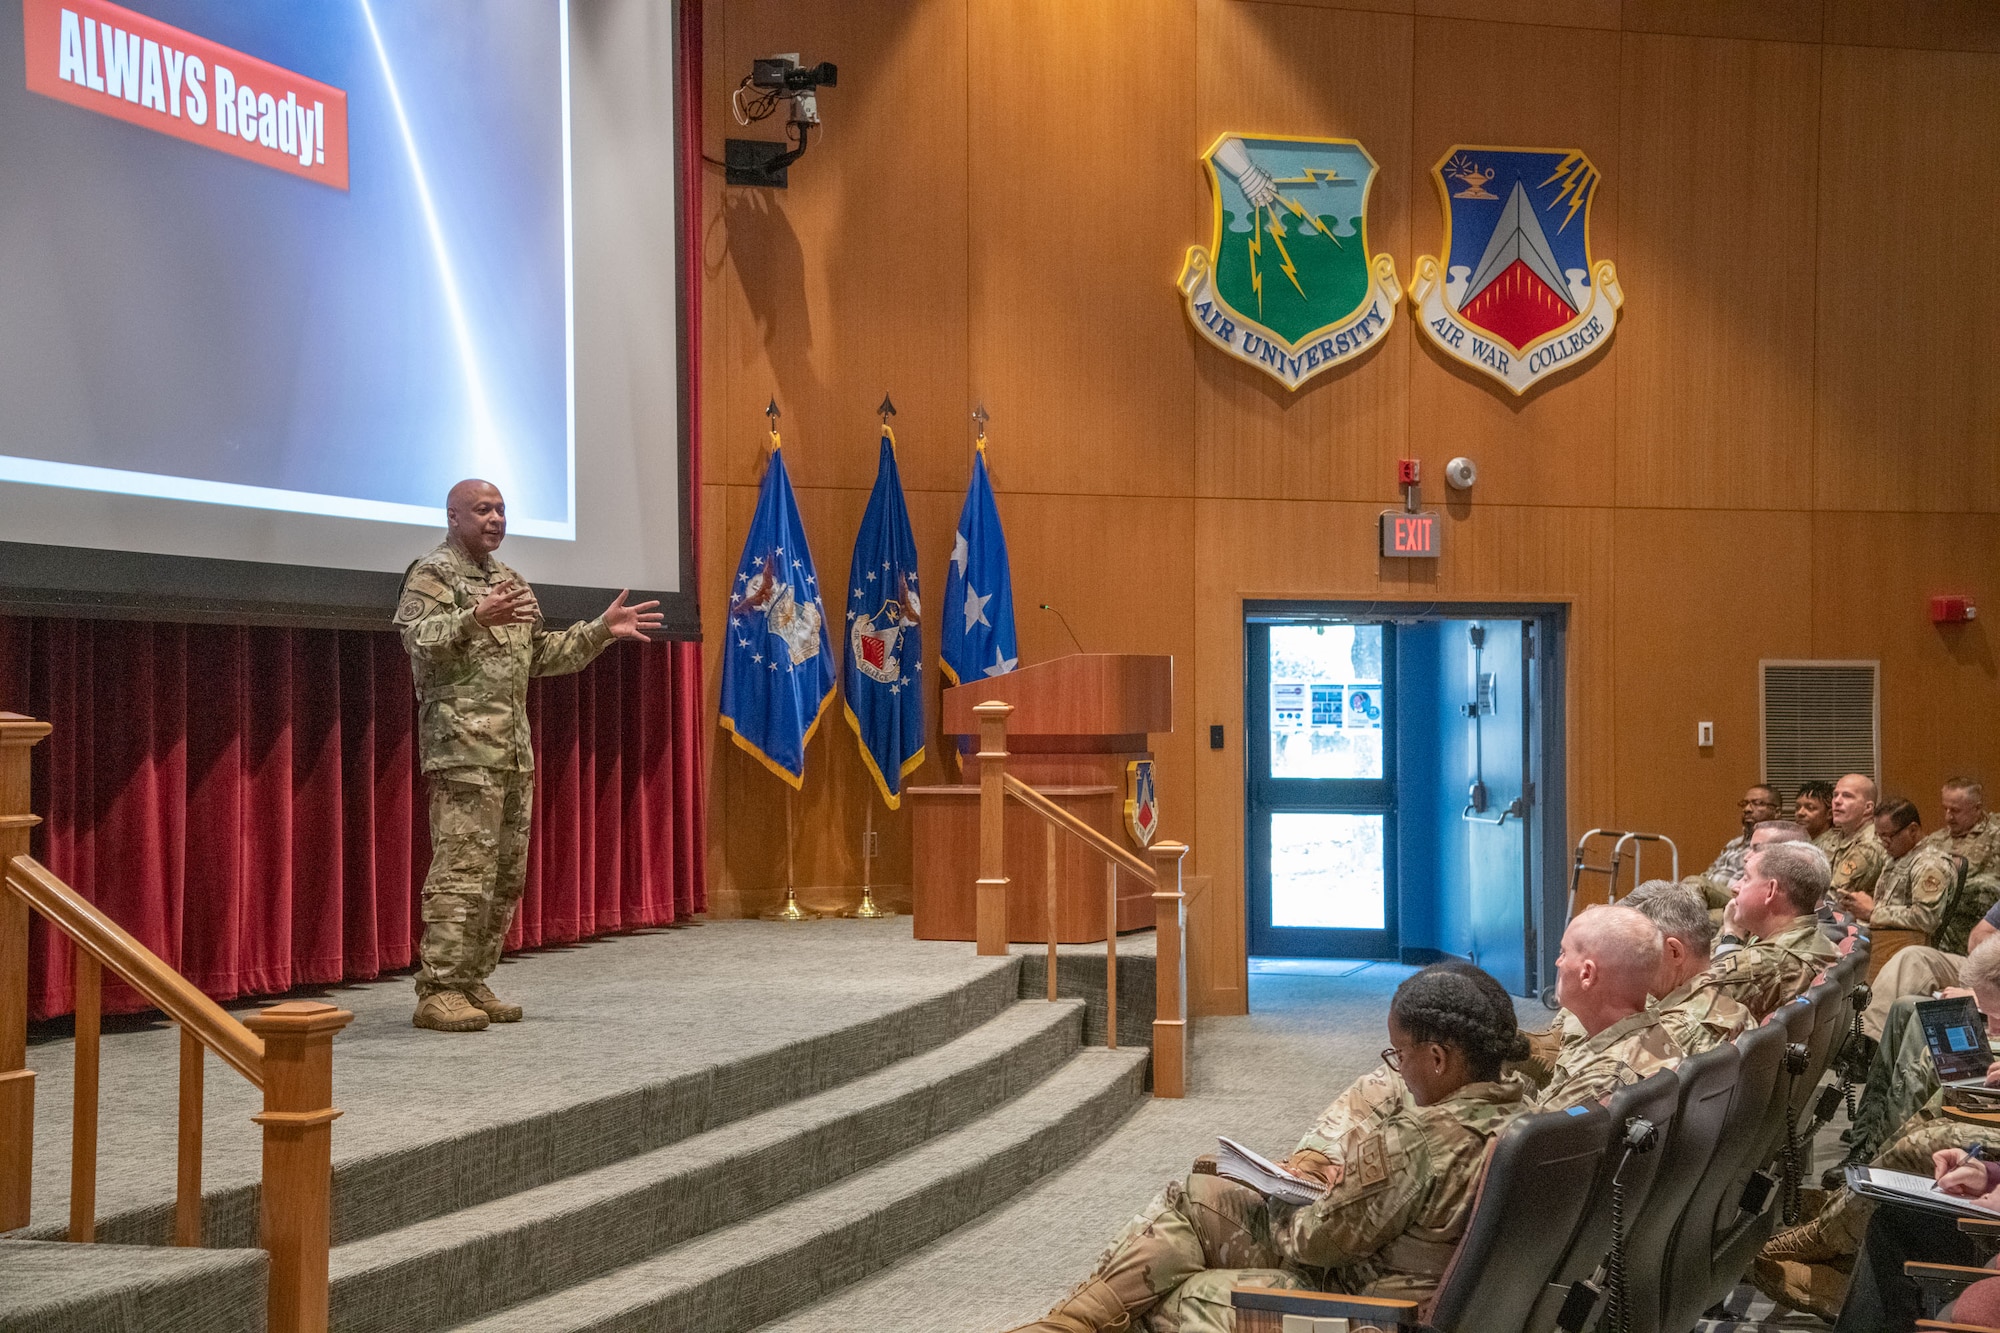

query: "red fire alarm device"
left=1380, top=510, right=1441, bottom=558
left=1932, top=595, right=1978, bottom=624
left=1397, top=458, right=1421, bottom=486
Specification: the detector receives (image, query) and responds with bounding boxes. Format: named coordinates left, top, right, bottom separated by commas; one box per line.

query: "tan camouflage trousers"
left=1074, top=1170, right=1311, bottom=1333
left=415, top=766, right=533, bottom=999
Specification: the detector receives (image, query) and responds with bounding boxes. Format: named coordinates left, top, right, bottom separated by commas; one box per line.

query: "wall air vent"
left=1760, top=660, right=1879, bottom=797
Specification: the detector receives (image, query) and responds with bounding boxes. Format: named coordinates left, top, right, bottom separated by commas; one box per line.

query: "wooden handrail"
left=5, top=856, right=264, bottom=1086
left=1004, top=774, right=1157, bottom=884
left=2, top=714, right=352, bottom=1333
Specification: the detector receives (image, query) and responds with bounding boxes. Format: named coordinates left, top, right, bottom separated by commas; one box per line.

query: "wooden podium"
left=910, top=654, right=1171, bottom=943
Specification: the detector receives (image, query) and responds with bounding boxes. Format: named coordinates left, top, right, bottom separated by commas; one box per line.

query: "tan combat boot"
left=461, top=982, right=523, bottom=1023
left=1751, top=1257, right=1849, bottom=1321
left=1761, top=1209, right=1849, bottom=1265
left=1004, top=1279, right=1134, bottom=1333
left=413, top=991, right=489, bottom=1032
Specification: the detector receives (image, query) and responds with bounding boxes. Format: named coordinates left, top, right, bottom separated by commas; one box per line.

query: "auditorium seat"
left=1709, top=997, right=1822, bottom=1302
left=1229, top=1102, right=1615, bottom=1333
left=1664, top=1018, right=1786, bottom=1319
left=1523, top=1069, right=1682, bottom=1333
left=1618, top=1040, right=1740, bottom=1333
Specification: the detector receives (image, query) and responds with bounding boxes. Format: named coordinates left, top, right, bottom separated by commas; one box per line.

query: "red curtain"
left=0, top=0, right=708, bottom=1022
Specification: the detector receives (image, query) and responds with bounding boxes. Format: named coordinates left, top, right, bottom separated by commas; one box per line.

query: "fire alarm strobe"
left=1932, top=595, right=1978, bottom=624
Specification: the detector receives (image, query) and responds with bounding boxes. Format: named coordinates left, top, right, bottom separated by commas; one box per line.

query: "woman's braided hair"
left=1390, top=962, right=1531, bottom=1081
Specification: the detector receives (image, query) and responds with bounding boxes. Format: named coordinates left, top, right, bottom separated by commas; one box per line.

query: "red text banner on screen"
left=21, top=0, right=350, bottom=189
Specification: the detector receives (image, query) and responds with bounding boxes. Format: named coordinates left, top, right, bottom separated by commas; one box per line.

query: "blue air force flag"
left=941, top=447, right=1018, bottom=685
left=719, top=438, right=836, bottom=788
left=842, top=429, right=927, bottom=807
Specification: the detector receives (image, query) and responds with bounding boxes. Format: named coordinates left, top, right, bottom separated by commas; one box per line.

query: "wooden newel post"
left=245, top=1000, right=354, bottom=1333
left=1148, top=841, right=1189, bottom=1099
left=0, top=713, right=51, bottom=1233
left=973, top=701, right=1014, bottom=957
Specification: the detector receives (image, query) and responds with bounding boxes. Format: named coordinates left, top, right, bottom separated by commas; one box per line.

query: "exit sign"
left=1380, top=511, right=1441, bottom=558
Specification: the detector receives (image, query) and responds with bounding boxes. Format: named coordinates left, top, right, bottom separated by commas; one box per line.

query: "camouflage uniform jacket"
left=1532, top=1009, right=1684, bottom=1110
left=1819, top=823, right=1889, bottom=903
left=1705, top=833, right=1753, bottom=889
left=1937, top=874, right=2000, bottom=957
left=1923, top=813, right=2000, bottom=881
left=1653, top=975, right=1755, bottom=1054
left=395, top=541, right=614, bottom=772
left=1697, top=913, right=1838, bottom=1019
left=1274, top=1077, right=1530, bottom=1299
left=1870, top=843, right=1958, bottom=939
left=1509, top=1011, right=1585, bottom=1090
left=1293, top=1065, right=1406, bottom=1159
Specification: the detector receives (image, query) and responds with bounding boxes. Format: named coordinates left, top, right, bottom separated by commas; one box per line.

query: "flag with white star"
left=719, top=435, right=836, bottom=788
left=841, top=427, right=926, bottom=807
left=941, top=444, right=1018, bottom=686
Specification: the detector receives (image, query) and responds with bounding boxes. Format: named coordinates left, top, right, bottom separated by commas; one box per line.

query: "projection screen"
left=0, top=0, right=694, bottom=634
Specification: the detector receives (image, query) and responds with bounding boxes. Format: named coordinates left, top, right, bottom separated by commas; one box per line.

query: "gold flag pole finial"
left=972, top=403, right=989, bottom=452
left=877, top=393, right=897, bottom=426
left=765, top=396, right=782, bottom=449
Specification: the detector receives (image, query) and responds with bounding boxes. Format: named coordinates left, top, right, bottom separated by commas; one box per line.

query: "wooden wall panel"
left=967, top=0, right=1198, bottom=498
left=1192, top=0, right=1414, bottom=503
left=701, top=0, right=2000, bottom=1018
left=1811, top=512, right=2000, bottom=805
left=1407, top=19, right=1624, bottom=510
left=1613, top=34, right=1820, bottom=509
left=1619, top=0, right=1822, bottom=42
left=1823, top=0, right=2000, bottom=53
left=714, top=0, right=969, bottom=493
left=1612, top=510, right=1814, bottom=870
left=1815, top=45, right=2000, bottom=514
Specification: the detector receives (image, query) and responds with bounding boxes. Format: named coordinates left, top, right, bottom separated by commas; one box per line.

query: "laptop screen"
left=1918, top=995, right=1994, bottom=1083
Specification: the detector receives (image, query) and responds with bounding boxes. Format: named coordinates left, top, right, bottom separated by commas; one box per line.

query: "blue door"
left=1443, top=620, right=1538, bottom=994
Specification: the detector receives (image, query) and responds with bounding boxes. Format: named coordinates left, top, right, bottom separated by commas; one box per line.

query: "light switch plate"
left=1697, top=721, right=1715, bottom=747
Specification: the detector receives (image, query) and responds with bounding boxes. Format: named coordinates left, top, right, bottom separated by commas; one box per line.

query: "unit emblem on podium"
left=1177, top=134, right=1402, bottom=391
left=1409, top=146, right=1623, bottom=395
left=1125, top=759, right=1159, bottom=848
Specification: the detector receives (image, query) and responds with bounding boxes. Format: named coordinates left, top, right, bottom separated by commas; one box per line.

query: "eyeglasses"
left=1380, top=1042, right=1436, bottom=1072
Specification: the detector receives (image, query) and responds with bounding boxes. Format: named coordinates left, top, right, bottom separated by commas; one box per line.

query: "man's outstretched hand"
left=604, top=590, right=664, bottom=641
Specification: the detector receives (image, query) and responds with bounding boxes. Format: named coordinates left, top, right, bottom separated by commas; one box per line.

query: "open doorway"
left=1244, top=602, right=1569, bottom=998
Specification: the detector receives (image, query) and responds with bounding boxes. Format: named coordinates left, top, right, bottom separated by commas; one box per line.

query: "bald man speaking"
left=395, top=479, right=663, bottom=1033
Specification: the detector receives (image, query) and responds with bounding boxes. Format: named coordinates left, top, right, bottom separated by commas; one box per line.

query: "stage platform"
left=3, top=921, right=1156, bottom=1333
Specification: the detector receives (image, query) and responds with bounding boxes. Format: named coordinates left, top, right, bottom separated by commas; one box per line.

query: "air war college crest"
left=1178, top=134, right=1402, bottom=391
left=1410, top=146, right=1623, bottom=395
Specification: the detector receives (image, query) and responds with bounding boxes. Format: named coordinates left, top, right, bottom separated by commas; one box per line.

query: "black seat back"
left=1523, top=1069, right=1682, bottom=1333
left=1791, top=980, right=1844, bottom=1118
left=1620, top=1041, right=1739, bottom=1333
left=1660, top=1018, right=1784, bottom=1323
left=1425, top=1105, right=1612, bottom=1333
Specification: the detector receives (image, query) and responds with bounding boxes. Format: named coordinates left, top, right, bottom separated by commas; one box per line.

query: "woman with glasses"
left=1005, top=963, right=1533, bottom=1333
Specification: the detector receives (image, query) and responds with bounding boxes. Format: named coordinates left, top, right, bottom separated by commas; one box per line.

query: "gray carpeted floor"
left=15, top=920, right=1012, bottom=1237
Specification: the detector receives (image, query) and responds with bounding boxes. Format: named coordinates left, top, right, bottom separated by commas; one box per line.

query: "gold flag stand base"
left=841, top=886, right=897, bottom=919
left=763, top=885, right=820, bottom=922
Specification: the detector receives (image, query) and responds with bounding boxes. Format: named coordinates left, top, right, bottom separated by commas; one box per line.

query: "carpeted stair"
left=6, top=949, right=1148, bottom=1333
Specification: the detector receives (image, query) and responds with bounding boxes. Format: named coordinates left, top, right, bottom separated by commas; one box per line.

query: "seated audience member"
left=1533, top=904, right=1683, bottom=1110
left=1704, top=784, right=1784, bottom=892
left=1703, top=840, right=1839, bottom=1018
left=1621, top=879, right=1753, bottom=1052
left=1757, top=936, right=2000, bottom=1321
left=1795, top=780, right=1836, bottom=841
left=1842, top=797, right=1954, bottom=937
left=1706, top=818, right=1811, bottom=951
left=1821, top=773, right=1888, bottom=906
left=1005, top=966, right=1530, bottom=1333
left=1860, top=875, right=2000, bottom=1042
left=1923, top=777, right=2000, bottom=880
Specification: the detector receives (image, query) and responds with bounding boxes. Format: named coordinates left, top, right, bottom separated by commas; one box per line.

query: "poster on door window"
left=1344, top=686, right=1383, bottom=729
left=1271, top=681, right=1307, bottom=730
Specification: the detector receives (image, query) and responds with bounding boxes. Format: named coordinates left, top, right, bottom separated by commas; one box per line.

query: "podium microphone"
left=1039, top=603, right=1086, bottom=655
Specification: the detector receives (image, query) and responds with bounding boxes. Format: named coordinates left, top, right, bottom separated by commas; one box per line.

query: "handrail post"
left=973, top=702, right=1014, bottom=957
left=245, top=1001, right=353, bottom=1333
left=1148, top=841, right=1189, bottom=1098
left=0, top=712, right=52, bottom=1232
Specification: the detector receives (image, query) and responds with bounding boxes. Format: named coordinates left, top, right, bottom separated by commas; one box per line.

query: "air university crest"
left=1178, top=134, right=1401, bottom=390
left=1409, top=146, right=1623, bottom=395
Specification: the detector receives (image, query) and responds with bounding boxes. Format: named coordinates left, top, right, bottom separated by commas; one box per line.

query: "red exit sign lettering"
left=1380, top=511, right=1440, bottom=558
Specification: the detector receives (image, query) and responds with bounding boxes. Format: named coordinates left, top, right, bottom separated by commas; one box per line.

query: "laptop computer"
left=1917, top=995, right=1996, bottom=1089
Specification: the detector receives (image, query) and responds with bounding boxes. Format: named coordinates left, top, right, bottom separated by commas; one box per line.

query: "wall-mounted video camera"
left=727, top=54, right=840, bottom=189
